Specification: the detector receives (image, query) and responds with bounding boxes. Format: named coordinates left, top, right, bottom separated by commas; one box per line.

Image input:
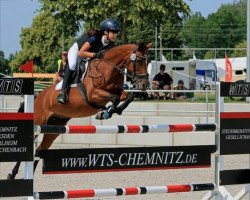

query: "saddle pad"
left=55, top=62, right=89, bottom=91
left=55, top=81, right=77, bottom=91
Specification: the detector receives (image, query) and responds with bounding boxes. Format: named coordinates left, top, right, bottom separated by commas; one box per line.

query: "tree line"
left=0, top=0, right=247, bottom=74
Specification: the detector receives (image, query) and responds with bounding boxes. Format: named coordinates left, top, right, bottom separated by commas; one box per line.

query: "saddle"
left=75, top=58, right=103, bottom=109
left=73, top=57, right=89, bottom=84
left=55, top=58, right=88, bottom=91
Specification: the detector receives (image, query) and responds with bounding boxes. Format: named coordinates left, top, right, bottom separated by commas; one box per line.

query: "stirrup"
left=57, top=92, right=68, bottom=104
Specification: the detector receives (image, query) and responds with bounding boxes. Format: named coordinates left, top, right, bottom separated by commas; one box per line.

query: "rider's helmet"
left=101, top=19, right=120, bottom=33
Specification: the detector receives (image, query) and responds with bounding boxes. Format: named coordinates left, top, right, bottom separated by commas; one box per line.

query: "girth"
left=77, top=82, right=103, bottom=109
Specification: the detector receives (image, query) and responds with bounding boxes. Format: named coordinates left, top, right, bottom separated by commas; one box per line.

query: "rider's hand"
left=93, top=51, right=104, bottom=59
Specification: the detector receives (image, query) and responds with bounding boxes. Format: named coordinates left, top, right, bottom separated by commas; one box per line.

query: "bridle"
left=100, top=45, right=149, bottom=83
left=129, top=46, right=149, bottom=84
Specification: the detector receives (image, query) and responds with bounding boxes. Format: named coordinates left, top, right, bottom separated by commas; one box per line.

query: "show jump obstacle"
left=34, top=183, right=215, bottom=199
left=34, top=123, right=216, bottom=134
left=0, top=78, right=34, bottom=198
left=1, top=78, right=250, bottom=200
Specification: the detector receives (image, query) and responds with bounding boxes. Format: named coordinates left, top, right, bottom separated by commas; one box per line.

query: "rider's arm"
left=78, top=42, right=96, bottom=58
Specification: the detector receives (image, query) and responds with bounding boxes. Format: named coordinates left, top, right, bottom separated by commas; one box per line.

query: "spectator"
left=188, top=77, right=196, bottom=99
left=173, top=79, right=187, bottom=100
left=199, top=76, right=205, bottom=90
left=189, top=77, right=196, bottom=90
left=152, top=64, right=173, bottom=100
left=56, top=51, right=68, bottom=81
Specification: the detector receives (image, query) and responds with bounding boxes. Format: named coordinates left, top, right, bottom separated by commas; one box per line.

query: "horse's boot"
left=57, top=67, right=74, bottom=104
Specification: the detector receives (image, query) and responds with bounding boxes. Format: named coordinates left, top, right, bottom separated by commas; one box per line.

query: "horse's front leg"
left=91, top=89, right=120, bottom=120
left=115, top=91, right=134, bottom=115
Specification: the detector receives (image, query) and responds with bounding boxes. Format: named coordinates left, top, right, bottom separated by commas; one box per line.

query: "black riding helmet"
left=101, top=19, right=120, bottom=33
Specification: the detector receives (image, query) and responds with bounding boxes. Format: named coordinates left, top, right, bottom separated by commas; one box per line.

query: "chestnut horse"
left=8, top=42, right=152, bottom=179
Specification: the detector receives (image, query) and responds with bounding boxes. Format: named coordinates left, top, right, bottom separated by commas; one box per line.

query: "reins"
left=101, top=58, right=135, bottom=81
left=95, top=45, right=148, bottom=83
left=88, top=44, right=149, bottom=88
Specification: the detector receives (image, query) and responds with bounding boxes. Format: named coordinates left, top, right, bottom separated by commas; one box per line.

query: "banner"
left=225, top=54, right=232, bottom=82
left=220, top=82, right=250, bottom=97
left=220, top=112, right=250, bottom=155
left=0, top=78, right=34, bottom=95
left=19, top=60, right=33, bottom=77
left=0, top=113, right=33, bottom=162
left=38, top=145, right=216, bottom=174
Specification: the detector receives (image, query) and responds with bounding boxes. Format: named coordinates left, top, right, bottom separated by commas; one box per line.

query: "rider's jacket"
left=76, top=34, right=115, bottom=53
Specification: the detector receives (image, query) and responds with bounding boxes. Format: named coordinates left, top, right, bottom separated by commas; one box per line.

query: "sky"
left=0, top=0, right=237, bottom=59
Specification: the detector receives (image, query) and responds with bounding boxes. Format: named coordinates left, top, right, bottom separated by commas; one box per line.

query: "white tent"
left=206, top=57, right=247, bottom=81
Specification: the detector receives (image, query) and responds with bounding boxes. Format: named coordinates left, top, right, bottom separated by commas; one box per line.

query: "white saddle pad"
left=55, top=62, right=89, bottom=90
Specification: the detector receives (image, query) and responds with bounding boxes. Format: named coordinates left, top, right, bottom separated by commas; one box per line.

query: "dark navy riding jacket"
left=77, top=34, right=115, bottom=53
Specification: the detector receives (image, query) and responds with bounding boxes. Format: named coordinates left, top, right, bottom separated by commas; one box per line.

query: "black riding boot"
left=57, top=67, right=74, bottom=104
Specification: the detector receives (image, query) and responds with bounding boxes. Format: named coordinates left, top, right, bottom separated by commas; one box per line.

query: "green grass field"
left=135, top=92, right=247, bottom=103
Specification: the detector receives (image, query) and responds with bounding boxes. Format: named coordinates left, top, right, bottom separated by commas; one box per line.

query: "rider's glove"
left=93, top=51, right=104, bottom=59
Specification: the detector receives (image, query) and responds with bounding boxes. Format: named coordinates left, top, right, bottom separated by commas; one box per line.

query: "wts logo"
left=0, top=79, right=23, bottom=94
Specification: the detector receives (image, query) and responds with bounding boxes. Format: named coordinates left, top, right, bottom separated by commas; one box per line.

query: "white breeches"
left=68, top=42, right=79, bottom=71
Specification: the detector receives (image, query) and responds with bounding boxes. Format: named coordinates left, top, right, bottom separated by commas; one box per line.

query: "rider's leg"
left=77, top=58, right=87, bottom=82
left=57, top=42, right=78, bottom=104
left=57, top=67, right=74, bottom=104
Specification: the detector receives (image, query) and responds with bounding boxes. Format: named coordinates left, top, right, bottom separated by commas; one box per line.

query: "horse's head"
left=126, top=42, right=152, bottom=90
left=102, top=42, right=152, bottom=90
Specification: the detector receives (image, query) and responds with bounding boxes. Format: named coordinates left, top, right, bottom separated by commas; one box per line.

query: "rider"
left=57, top=19, right=120, bottom=104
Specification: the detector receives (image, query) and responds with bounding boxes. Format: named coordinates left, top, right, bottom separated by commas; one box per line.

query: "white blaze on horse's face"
left=130, top=53, right=136, bottom=61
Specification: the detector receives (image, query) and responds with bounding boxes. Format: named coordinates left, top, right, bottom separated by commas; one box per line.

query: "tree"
left=205, top=1, right=246, bottom=50
left=180, top=0, right=247, bottom=59
left=180, top=12, right=206, bottom=48
left=233, top=40, right=247, bottom=57
left=0, top=51, right=11, bottom=75
left=9, top=12, right=73, bottom=73
left=204, top=51, right=216, bottom=59
left=126, top=17, right=184, bottom=60
left=38, top=0, right=191, bottom=43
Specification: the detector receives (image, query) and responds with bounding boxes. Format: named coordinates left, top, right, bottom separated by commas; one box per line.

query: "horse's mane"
left=105, top=42, right=148, bottom=58
left=106, top=44, right=135, bottom=54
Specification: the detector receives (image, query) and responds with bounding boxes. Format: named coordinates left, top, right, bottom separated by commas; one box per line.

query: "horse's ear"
left=146, top=42, right=153, bottom=49
left=137, top=41, right=152, bottom=51
left=137, top=41, right=146, bottom=51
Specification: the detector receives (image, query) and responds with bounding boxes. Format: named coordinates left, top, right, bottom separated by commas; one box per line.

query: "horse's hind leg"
left=7, top=162, right=21, bottom=179
left=34, top=134, right=60, bottom=172
left=7, top=102, right=24, bottom=179
left=35, top=134, right=60, bottom=153
left=34, top=115, right=70, bottom=172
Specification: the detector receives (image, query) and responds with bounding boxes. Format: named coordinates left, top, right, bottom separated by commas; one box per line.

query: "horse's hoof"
left=103, top=111, right=110, bottom=119
left=95, top=111, right=111, bottom=120
left=95, top=112, right=104, bottom=120
left=7, top=173, right=14, bottom=180
left=116, top=109, right=122, bottom=115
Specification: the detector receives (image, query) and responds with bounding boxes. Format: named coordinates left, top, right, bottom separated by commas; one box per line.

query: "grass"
left=134, top=92, right=248, bottom=103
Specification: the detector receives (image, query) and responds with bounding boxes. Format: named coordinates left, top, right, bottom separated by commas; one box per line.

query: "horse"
left=7, top=42, right=152, bottom=179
